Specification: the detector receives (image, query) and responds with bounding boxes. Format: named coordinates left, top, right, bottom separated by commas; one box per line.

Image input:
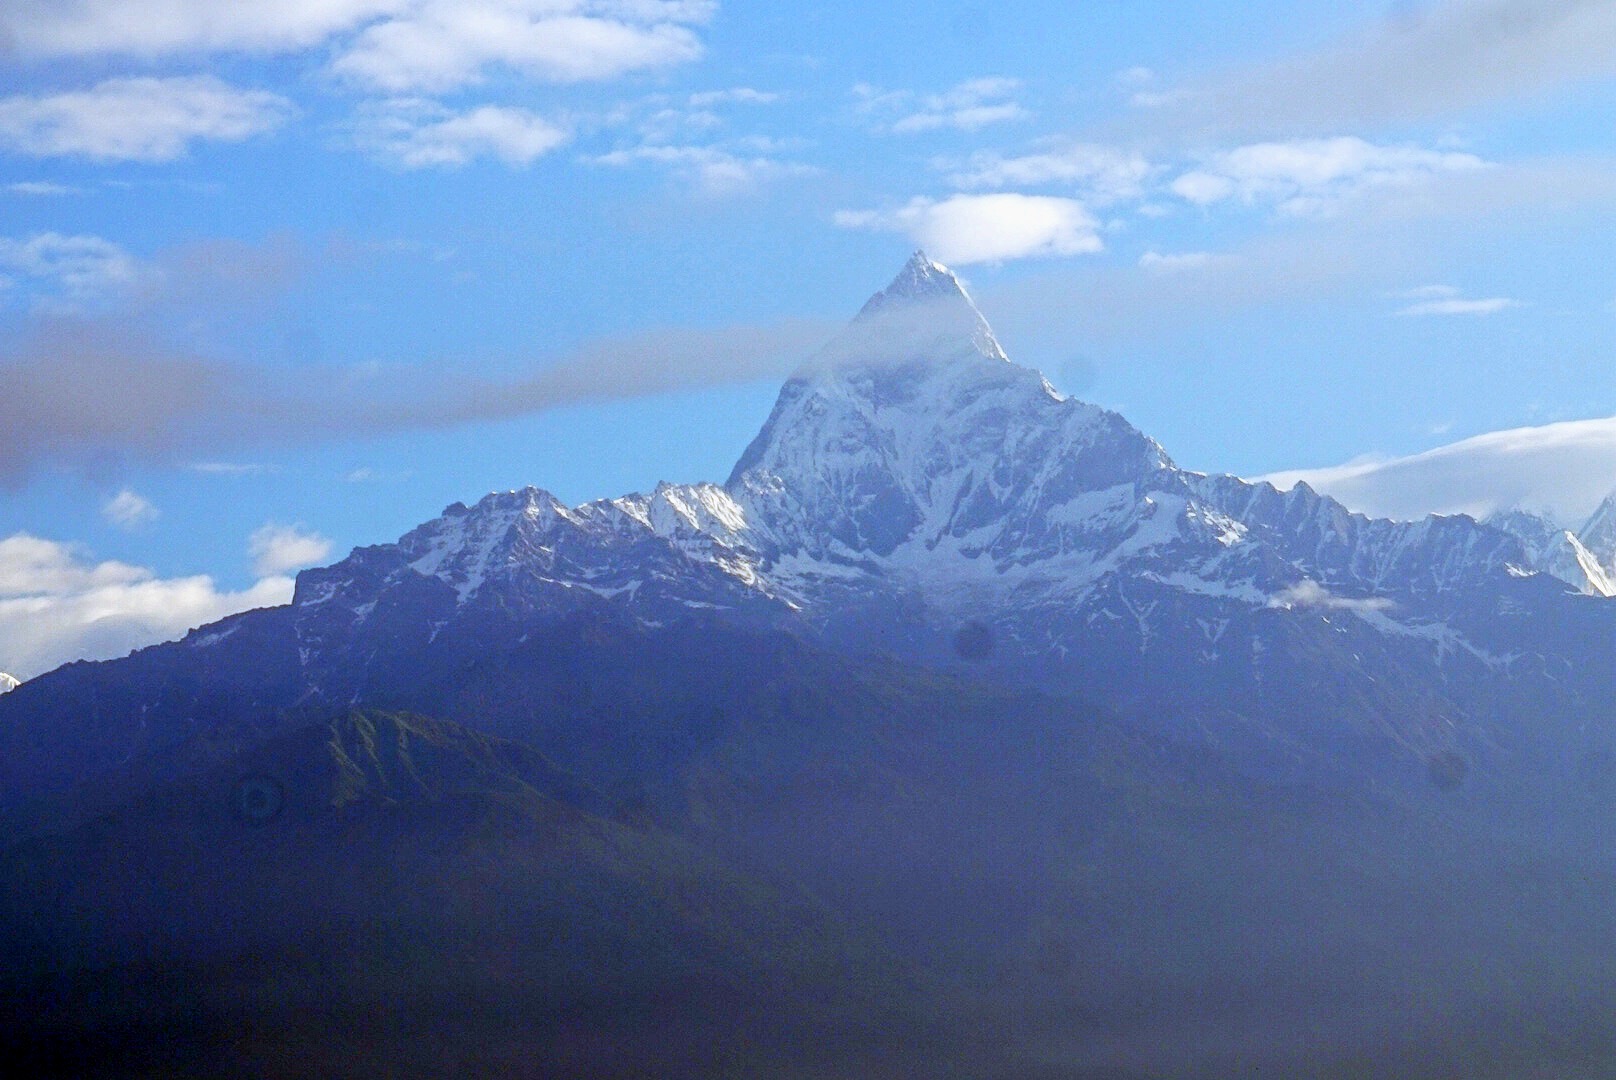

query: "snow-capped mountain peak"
left=827, top=251, right=1008, bottom=369
left=723, top=254, right=1165, bottom=564
left=16, top=252, right=1616, bottom=817
left=0, top=673, right=18, bottom=695
left=249, top=253, right=1614, bottom=704
left=856, top=251, right=977, bottom=312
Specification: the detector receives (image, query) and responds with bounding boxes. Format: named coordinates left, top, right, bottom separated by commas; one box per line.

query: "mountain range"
left=5, top=254, right=1616, bottom=1078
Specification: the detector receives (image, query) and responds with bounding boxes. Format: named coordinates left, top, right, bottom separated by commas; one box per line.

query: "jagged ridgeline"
left=5, top=256, right=1616, bottom=1078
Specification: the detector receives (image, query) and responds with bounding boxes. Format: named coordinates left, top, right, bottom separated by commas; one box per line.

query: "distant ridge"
left=3, top=252, right=1614, bottom=816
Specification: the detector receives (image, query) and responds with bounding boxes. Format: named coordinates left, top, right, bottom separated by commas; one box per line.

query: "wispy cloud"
left=345, top=466, right=413, bottom=483
left=5, top=181, right=83, bottom=197
left=102, top=489, right=159, bottom=529
left=1138, top=250, right=1229, bottom=273
left=586, top=84, right=801, bottom=195
left=589, top=141, right=814, bottom=196
left=0, top=233, right=147, bottom=307
left=1170, top=137, right=1486, bottom=216
left=1268, top=580, right=1393, bottom=614
left=835, top=193, right=1102, bottom=265
left=0, top=305, right=836, bottom=482
left=5, top=147, right=1593, bottom=487
left=0, top=533, right=292, bottom=679
left=190, top=461, right=276, bottom=476
left=1390, top=284, right=1519, bottom=317
left=855, top=77, right=1028, bottom=135
left=0, top=77, right=291, bottom=162
left=966, top=157, right=1616, bottom=353
left=353, top=98, right=569, bottom=168
left=686, top=87, right=776, bottom=108
left=894, top=77, right=1027, bottom=133
left=1138, top=0, right=1616, bottom=136
left=941, top=140, right=1154, bottom=205
left=622, top=86, right=779, bottom=142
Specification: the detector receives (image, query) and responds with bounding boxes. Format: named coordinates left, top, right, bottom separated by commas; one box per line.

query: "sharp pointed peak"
left=830, top=251, right=1007, bottom=364
left=902, top=249, right=952, bottom=277
left=858, top=250, right=968, bottom=316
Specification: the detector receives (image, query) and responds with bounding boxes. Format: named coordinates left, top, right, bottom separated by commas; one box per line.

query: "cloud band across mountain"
left=0, top=314, right=836, bottom=482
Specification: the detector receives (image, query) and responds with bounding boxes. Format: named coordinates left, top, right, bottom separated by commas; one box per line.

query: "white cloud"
left=835, top=193, right=1102, bottom=266
left=943, top=141, right=1154, bottom=204
left=345, top=466, right=413, bottom=482
left=916, top=158, right=1616, bottom=355
left=5, top=181, right=81, bottom=196
left=601, top=86, right=779, bottom=145
left=0, top=233, right=145, bottom=303
left=1268, top=580, right=1393, bottom=614
left=248, top=523, right=333, bottom=577
left=0, top=533, right=292, bottom=679
left=0, top=535, right=147, bottom=596
left=1166, top=0, right=1616, bottom=135
left=1170, top=136, right=1485, bottom=216
left=102, top=489, right=159, bottom=529
left=1398, top=284, right=1461, bottom=301
left=590, top=143, right=814, bottom=196
left=634, top=105, right=722, bottom=140
left=686, top=87, right=776, bottom=107
left=190, top=461, right=275, bottom=475
left=1391, top=283, right=1518, bottom=316
left=1129, top=88, right=1199, bottom=110
left=1258, top=415, right=1616, bottom=525
left=0, top=2, right=716, bottom=95
left=329, top=0, right=713, bottom=93
left=604, top=86, right=788, bottom=154
left=1397, top=296, right=1517, bottom=316
left=0, top=76, right=291, bottom=162
left=0, top=0, right=404, bottom=56
left=356, top=99, right=569, bottom=167
left=1138, top=250, right=1230, bottom=273
left=856, top=77, right=1028, bottom=135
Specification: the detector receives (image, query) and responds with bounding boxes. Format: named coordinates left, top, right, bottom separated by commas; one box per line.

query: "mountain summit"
left=840, top=250, right=1009, bottom=365
left=857, top=250, right=966, bottom=310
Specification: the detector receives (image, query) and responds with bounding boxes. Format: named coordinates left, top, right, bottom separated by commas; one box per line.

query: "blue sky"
left=4, top=0, right=1616, bottom=677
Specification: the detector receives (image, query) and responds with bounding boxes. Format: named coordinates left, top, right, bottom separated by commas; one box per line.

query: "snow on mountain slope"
left=0, top=674, right=17, bottom=695
left=13, top=251, right=1616, bottom=825
left=275, top=251, right=1589, bottom=672
left=1578, top=491, right=1616, bottom=579
left=1486, top=508, right=1615, bottom=597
